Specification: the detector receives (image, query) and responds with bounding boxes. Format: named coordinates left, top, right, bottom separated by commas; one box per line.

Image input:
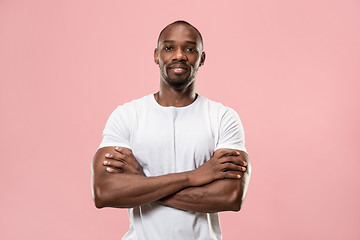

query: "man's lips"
left=168, top=64, right=188, bottom=74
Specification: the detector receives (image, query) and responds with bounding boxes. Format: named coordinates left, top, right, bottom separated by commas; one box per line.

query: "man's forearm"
left=158, top=161, right=251, bottom=213
left=93, top=171, right=192, bottom=208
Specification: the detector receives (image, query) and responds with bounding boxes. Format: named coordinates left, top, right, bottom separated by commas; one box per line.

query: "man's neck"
left=155, top=82, right=197, bottom=107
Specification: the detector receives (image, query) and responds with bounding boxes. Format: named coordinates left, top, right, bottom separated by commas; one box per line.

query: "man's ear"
left=200, top=51, right=206, bottom=67
left=154, top=48, right=159, bottom=65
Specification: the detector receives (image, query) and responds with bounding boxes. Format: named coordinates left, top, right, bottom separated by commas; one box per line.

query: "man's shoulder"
left=107, top=94, right=153, bottom=121
left=198, top=95, right=243, bottom=126
left=198, top=94, right=234, bottom=113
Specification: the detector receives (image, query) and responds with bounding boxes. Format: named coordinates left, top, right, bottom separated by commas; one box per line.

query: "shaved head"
left=157, top=20, right=203, bottom=50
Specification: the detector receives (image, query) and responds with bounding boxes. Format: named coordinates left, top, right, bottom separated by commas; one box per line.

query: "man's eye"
left=186, top=47, right=197, bottom=52
left=164, top=46, right=173, bottom=51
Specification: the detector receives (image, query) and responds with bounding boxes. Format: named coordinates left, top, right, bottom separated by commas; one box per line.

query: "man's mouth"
left=168, top=64, right=188, bottom=74
left=171, top=67, right=187, bottom=74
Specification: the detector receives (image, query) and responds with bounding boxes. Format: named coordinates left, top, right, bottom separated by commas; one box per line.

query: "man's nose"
left=174, top=48, right=187, bottom=61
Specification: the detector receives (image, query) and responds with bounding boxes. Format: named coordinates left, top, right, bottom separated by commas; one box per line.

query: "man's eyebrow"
left=185, top=41, right=197, bottom=45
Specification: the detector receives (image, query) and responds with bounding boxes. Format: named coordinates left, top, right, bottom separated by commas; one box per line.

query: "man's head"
left=156, top=20, right=204, bottom=50
left=154, top=20, right=206, bottom=91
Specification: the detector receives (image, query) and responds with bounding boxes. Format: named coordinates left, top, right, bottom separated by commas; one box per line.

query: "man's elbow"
left=231, top=164, right=251, bottom=212
left=94, top=196, right=105, bottom=209
left=92, top=184, right=110, bottom=209
left=228, top=187, right=246, bottom=212
left=229, top=195, right=243, bottom=212
left=92, top=182, right=133, bottom=209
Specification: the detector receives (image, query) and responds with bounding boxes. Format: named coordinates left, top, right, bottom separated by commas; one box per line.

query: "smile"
left=168, top=64, right=189, bottom=74
left=171, top=67, right=187, bottom=74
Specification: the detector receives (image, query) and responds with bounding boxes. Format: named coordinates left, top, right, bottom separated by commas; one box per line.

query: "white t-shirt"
left=99, top=93, right=246, bottom=240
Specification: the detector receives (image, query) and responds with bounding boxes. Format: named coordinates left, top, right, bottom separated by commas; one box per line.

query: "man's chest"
left=130, top=111, right=217, bottom=176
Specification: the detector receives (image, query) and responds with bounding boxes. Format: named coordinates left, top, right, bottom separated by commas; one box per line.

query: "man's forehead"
left=159, top=24, right=202, bottom=45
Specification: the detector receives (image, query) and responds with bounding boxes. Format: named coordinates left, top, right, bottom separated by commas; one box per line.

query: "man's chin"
left=165, top=78, right=193, bottom=91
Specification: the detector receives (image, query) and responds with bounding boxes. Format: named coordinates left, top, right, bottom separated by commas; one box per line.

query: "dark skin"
left=91, top=23, right=251, bottom=212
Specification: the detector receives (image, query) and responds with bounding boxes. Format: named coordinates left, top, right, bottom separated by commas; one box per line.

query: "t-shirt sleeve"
left=215, top=107, right=247, bottom=153
left=98, top=106, right=131, bottom=150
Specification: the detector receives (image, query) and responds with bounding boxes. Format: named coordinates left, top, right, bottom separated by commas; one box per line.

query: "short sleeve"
left=215, top=107, right=246, bottom=153
left=98, top=106, right=131, bottom=150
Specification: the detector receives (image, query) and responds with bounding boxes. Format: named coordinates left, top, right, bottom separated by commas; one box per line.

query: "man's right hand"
left=188, top=149, right=247, bottom=186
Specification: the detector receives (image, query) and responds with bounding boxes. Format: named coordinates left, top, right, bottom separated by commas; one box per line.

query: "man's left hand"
left=103, top=147, right=145, bottom=176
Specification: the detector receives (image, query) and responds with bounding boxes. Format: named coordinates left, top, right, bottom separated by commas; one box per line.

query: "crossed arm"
left=91, top=147, right=251, bottom=212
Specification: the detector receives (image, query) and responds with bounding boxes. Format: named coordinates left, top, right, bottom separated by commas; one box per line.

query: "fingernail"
left=106, top=167, right=112, bottom=172
left=242, top=167, right=246, bottom=171
left=115, top=146, right=120, bottom=150
left=237, top=175, right=241, bottom=179
left=103, top=160, right=108, bottom=165
left=105, top=153, right=110, bottom=157
left=244, top=162, right=247, bottom=166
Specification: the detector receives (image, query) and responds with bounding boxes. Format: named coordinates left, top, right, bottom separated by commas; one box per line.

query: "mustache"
left=167, top=63, right=189, bottom=69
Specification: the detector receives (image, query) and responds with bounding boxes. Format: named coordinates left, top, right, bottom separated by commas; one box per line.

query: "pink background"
left=1, top=0, right=359, bottom=239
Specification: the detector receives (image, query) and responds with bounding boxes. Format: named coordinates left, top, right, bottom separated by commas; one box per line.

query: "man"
left=91, top=20, right=251, bottom=240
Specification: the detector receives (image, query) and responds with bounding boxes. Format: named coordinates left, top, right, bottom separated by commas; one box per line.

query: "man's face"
left=154, top=24, right=205, bottom=91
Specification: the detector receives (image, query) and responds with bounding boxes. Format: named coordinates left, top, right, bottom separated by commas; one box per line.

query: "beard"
left=161, top=67, right=197, bottom=91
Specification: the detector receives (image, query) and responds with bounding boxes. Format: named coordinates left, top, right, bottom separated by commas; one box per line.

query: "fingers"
left=221, top=171, right=242, bottom=179
left=220, top=155, right=247, bottom=167
left=104, top=166, right=122, bottom=173
left=103, top=158, right=125, bottom=169
left=221, top=163, right=247, bottom=172
left=103, top=151, right=126, bottom=173
left=105, top=151, right=127, bottom=161
left=216, top=149, right=240, bottom=159
left=114, top=146, right=132, bottom=155
left=103, top=147, right=145, bottom=176
left=113, top=147, right=139, bottom=167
